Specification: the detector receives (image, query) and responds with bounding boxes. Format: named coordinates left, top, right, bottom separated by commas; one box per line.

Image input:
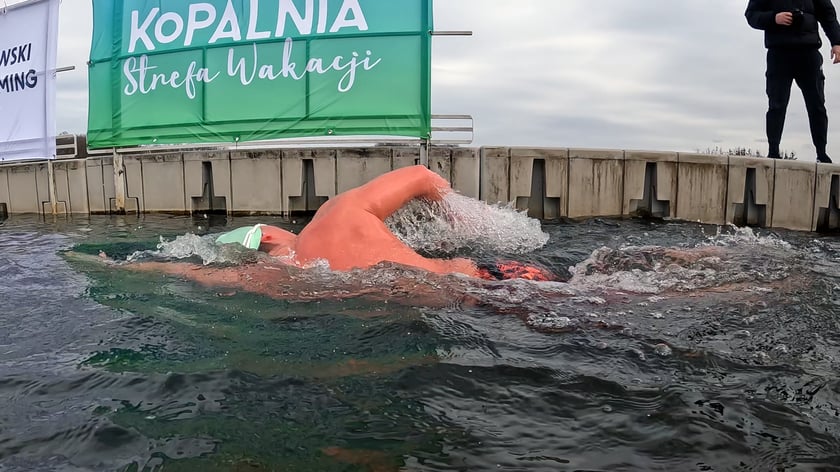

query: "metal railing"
left=80, top=114, right=474, bottom=155
left=431, top=114, right=474, bottom=144
left=55, top=134, right=78, bottom=158
left=0, top=114, right=475, bottom=163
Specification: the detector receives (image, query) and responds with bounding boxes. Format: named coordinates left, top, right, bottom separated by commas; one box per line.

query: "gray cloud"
left=23, top=0, right=840, bottom=161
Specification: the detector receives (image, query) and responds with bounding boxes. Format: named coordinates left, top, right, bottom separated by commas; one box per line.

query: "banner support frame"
left=420, top=138, right=430, bottom=168
left=112, top=148, right=126, bottom=214
left=430, top=31, right=473, bottom=36
left=46, top=159, right=57, bottom=215
left=419, top=139, right=429, bottom=168
left=2, top=0, right=48, bottom=14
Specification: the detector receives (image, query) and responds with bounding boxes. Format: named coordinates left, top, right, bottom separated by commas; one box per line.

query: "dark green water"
left=2, top=213, right=840, bottom=471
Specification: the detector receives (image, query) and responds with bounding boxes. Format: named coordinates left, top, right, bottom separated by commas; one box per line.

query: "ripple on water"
left=0, top=369, right=221, bottom=470
left=3, top=215, right=840, bottom=470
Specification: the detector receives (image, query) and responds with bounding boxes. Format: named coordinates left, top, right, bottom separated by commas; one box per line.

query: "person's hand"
left=449, top=257, right=478, bottom=277
left=418, top=166, right=451, bottom=199
left=430, top=171, right=451, bottom=194
left=832, top=45, right=840, bottom=64
left=776, top=12, right=793, bottom=25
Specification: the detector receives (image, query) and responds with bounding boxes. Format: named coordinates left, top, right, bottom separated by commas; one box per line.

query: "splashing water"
left=702, top=225, right=792, bottom=250
left=568, top=246, right=728, bottom=294
left=126, top=233, right=266, bottom=265
left=124, top=193, right=548, bottom=266
left=386, top=193, right=549, bottom=256
left=568, top=233, right=794, bottom=294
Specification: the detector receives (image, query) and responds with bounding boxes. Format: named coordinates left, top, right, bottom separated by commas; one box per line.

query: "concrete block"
left=510, top=147, right=568, bottom=219
left=0, top=167, right=10, bottom=218
left=451, top=147, right=479, bottom=199
left=336, top=148, right=393, bottom=193
left=0, top=168, right=10, bottom=212
left=311, top=153, right=337, bottom=200
left=282, top=149, right=335, bottom=213
left=230, top=150, right=283, bottom=214
left=86, top=157, right=113, bottom=214
left=393, top=147, right=420, bottom=169
left=6, top=163, right=46, bottom=213
left=283, top=158, right=305, bottom=214
left=772, top=159, right=815, bottom=231
left=121, top=155, right=144, bottom=212
left=184, top=151, right=231, bottom=214
left=480, top=147, right=510, bottom=204
left=675, top=153, right=728, bottom=225
left=568, top=148, right=624, bottom=219
left=429, top=147, right=452, bottom=183
left=137, top=153, right=186, bottom=213
left=623, top=151, right=678, bottom=218
left=53, top=159, right=89, bottom=214
left=107, top=158, right=139, bottom=213
left=726, top=156, right=774, bottom=227
left=813, top=162, right=840, bottom=231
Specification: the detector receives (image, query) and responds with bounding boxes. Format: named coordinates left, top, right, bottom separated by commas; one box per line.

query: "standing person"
left=746, top=0, right=840, bottom=163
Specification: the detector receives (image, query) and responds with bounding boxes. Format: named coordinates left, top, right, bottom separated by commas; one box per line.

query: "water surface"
left=1, top=211, right=840, bottom=471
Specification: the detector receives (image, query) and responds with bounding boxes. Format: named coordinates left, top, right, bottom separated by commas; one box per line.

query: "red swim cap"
left=477, top=260, right=554, bottom=281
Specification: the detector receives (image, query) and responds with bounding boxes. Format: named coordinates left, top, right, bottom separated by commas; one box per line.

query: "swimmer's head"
left=477, top=260, right=555, bottom=282
left=216, top=224, right=298, bottom=258
left=216, top=225, right=264, bottom=250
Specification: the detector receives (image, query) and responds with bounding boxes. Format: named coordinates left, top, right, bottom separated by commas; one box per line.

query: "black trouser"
left=765, top=47, right=827, bottom=158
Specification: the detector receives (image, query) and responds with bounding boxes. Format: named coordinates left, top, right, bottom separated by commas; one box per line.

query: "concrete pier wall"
left=3, top=145, right=840, bottom=232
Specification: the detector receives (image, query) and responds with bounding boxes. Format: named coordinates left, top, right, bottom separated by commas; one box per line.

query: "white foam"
left=386, top=193, right=549, bottom=255
left=566, top=242, right=790, bottom=295
left=526, top=313, right=574, bottom=331
left=703, top=225, right=792, bottom=250
left=126, top=233, right=264, bottom=265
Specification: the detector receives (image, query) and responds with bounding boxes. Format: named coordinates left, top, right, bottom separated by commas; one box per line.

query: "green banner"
left=87, top=0, right=433, bottom=149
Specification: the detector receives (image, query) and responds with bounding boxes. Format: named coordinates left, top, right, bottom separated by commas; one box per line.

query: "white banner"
left=0, top=0, right=59, bottom=162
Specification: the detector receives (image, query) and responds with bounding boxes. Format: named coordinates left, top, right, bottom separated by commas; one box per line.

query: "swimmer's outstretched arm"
left=352, top=165, right=450, bottom=221
left=118, top=261, right=244, bottom=286
left=115, top=259, right=477, bottom=303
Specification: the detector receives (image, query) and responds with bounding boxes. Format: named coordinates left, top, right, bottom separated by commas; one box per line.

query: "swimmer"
left=212, top=165, right=554, bottom=281
left=79, top=160, right=793, bottom=308
left=77, top=165, right=552, bottom=307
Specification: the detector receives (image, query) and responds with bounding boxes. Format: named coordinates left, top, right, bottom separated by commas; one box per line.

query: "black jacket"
left=746, top=0, right=840, bottom=48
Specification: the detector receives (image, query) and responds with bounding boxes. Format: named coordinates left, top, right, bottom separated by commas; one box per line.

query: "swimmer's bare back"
left=293, top=165, right=478, bottom=276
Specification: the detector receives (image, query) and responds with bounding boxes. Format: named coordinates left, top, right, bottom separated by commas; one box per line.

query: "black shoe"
left=817, top=154, right=833, bottom=163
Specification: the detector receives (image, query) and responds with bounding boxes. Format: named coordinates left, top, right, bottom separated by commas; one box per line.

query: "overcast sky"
left=39, top=0, right=840, bottom=161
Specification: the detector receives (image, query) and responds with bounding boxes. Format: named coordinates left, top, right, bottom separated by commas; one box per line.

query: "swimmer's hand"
left=62, top=250, right=118, bottom=266
left=420, top=167, right=452, bottom=201
left=447, top=257, right=479, bottom=278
